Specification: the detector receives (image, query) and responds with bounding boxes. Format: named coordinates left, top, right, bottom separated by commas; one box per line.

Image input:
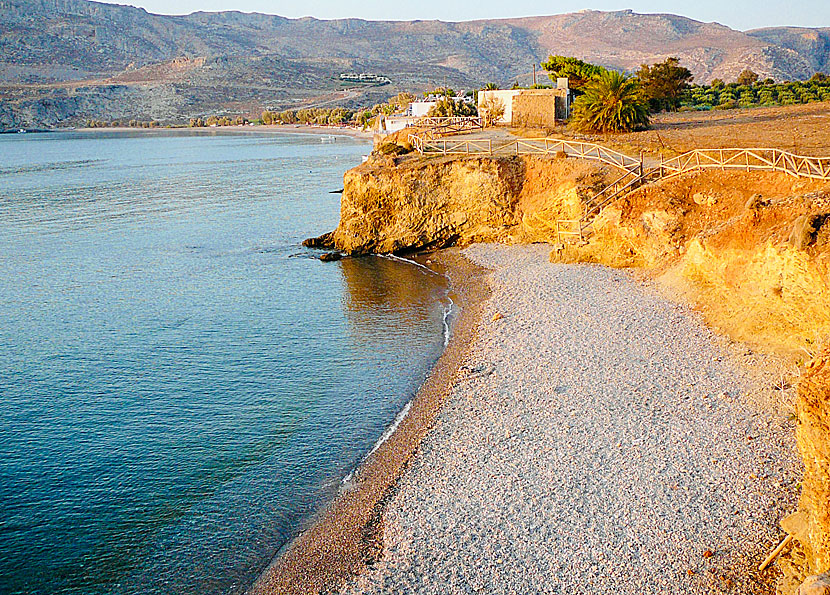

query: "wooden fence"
left=660, top=148, right=830, bottom=181
left=410, top=136, right=643, bottom=173
left=409, top=136, right=492, bottom=154
left=408, top=117, right=483, bottom=139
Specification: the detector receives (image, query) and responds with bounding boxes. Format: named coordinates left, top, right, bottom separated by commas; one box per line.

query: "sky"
left=96, top=0, right=829, bottom=31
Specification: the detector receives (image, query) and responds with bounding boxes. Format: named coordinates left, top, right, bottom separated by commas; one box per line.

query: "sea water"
left=0, top=130, right=450, bottom=594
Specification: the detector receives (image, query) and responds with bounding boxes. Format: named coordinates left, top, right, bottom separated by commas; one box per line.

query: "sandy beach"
left=63, top=124, right=375, bottom=140
left=332, top=244, right=802, bottom=594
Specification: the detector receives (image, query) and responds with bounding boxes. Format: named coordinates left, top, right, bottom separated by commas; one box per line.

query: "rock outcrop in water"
left=314, top=154, right=607, bottom=255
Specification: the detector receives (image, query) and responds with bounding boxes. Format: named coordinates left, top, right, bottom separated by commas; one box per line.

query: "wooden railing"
left=410, top=116, right=483, bottom=128
left=417, top=117, right=484, bottom=139
left=410, top=136, right=492, bottom=154
left=410, top=136, right=643, bottom=173
left=660, top=148, right=830, bottom=181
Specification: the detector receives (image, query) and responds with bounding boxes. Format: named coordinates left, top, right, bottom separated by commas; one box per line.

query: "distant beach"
left=58, top=124, right=374, bottom=140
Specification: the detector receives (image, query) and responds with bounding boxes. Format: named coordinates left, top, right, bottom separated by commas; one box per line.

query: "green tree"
left=570, top=70, right=650, bottom=133
left=427, top=96, right=477, bottom=117
left=636, top=57, right=694, bottom=112
left=737, top=69, right=759, bottom=86
left=711, top=78, right=725, bottom=89
left=541, top=55, right=607, bottom=90
left=390, top=92, right=416, bottom=111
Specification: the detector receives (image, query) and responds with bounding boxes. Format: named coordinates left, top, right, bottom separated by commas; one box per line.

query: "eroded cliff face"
left=560, top=171, right=830, bottom=355
left=796, top=348, right=830, bottom=576
left=323, top=154, right=608, bottom=255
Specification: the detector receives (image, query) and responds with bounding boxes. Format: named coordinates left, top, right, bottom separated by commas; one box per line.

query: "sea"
left=0, top=129, right=452, bottom=595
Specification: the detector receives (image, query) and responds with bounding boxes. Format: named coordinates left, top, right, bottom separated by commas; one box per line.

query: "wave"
left=341, top=255, right=456, bottom=487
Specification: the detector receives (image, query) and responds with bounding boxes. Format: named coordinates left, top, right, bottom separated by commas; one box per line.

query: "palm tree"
left=570, top=71, right=650, bottom=133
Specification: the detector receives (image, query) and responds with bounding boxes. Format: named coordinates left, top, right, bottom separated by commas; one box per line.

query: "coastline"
left=47, top=124, right=374, bottom=140
left=248, top=248, right=491, bottom=595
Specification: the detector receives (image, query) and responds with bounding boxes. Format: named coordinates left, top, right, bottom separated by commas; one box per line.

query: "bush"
left=570, top=71, right=650, bottom=133
left=375, top=142, right=411, bottom=156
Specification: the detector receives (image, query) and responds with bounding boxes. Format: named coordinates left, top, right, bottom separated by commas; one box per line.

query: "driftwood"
left=758, top=534, right=794, bottom=571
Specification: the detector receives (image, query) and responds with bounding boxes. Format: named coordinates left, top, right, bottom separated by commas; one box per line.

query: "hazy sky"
left=97, top=0, right=829, bottom=30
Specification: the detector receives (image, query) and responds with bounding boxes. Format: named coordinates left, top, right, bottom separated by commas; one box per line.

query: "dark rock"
left=302, top=231, right=335, bottom=249
left=789, top=213, right=829, bottom=250
left=745, top=193, right=765, bottom=210
left=319, top=252, right=342, bottom=262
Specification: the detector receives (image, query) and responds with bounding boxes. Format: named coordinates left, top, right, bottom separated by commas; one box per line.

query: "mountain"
left=1, top=0, right=828, bottom=127
left=747, top=27, right=830, bottom=74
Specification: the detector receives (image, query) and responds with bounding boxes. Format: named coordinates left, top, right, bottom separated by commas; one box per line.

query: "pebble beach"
left=338, top=244, right=802, bottom=594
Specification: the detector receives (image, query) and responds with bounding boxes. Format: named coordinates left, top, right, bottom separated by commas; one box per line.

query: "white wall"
left=408, top=101, right=437, bottom=117
left=477, top=90, right=521, bottom=124
left=383, top=116, right=415, bottom=133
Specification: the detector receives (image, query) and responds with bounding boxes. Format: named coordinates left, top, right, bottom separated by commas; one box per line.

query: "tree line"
left=681, top=73, right=830, bottom=110
left=189, top=116, right=250, bottom=127
left=260, top=93, right=421, bottom=128
left=540, top=55, right=830, bottom=133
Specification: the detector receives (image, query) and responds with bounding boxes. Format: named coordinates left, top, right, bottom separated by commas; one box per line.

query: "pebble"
left=340, top=244, right=801, bottom=595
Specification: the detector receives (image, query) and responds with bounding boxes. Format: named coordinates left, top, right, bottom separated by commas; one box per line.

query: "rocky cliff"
left=314, top=154, right=607, bottom=255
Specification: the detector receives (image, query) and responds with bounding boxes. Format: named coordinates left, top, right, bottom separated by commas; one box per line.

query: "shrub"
left=570, top=70, right=650, bottom=133
left=713, top=100, right=738, bottom=110
left=375, top=142, right=411, bottom=156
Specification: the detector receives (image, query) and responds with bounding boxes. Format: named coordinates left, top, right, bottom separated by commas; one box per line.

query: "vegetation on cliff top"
left=570, top=71, right=651, bottom=133
left=679, top=74, right=830, bottom=111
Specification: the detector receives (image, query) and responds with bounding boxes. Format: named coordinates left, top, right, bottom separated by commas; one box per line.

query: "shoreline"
left=247, top=248, right=491, bottom=595
left=337, top=244, right=801, bottom=594
left=23, top=124, right=374, bottom=140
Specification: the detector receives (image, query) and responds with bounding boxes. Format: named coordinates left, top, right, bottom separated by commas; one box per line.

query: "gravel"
left=340, top=244, right=801, bottom=595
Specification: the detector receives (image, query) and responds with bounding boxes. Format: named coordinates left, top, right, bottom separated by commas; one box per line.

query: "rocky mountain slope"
left=1, top=0, right=828, bottom=127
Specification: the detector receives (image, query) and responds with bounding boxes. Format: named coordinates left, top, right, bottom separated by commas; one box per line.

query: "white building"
left=406, top=101, right=438, bottom=117
left=478, top=79, right=571, bottom=126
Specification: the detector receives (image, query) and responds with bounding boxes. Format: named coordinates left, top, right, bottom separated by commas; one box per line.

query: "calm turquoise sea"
left=0, top=130, right=450, bottom=594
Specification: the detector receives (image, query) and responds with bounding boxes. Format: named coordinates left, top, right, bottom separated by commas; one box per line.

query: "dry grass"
left=511, top=102, right=830, bottom=159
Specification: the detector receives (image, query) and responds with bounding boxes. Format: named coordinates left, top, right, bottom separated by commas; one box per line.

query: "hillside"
left=1, top=0, right=829, bottom=127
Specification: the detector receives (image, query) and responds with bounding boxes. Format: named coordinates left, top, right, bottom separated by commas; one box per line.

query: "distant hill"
left=1, top=1, right=828, bottom=127
left=747, top=27, right=830, bottom=73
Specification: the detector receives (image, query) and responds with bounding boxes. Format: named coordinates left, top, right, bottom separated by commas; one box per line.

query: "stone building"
left=478, top=79, right=571, bottom=127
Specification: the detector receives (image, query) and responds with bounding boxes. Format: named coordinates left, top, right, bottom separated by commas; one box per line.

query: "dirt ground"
left=512, top=102, right=830, bottom=158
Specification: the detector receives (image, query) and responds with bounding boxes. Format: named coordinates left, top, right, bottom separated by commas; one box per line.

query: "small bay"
left=0, top=130, right=450, bottom=595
